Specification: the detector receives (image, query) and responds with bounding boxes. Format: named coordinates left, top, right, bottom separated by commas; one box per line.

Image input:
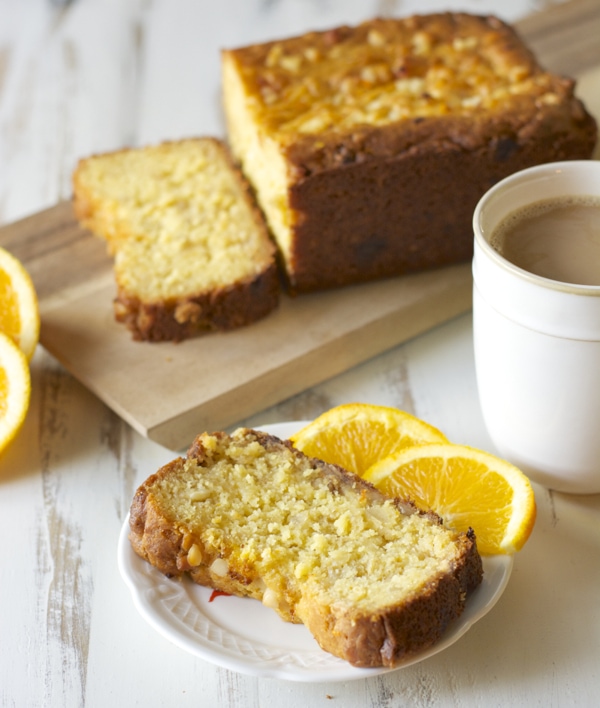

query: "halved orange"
left=0, top=246, right=40, bottom=360
left=0, top=331, right=31, bottom=454
left=290, top=403, right=447, bottom=476
left=363, top=443, right=537, bottom=555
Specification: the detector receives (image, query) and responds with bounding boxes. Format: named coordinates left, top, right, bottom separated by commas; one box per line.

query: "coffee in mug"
left=489, top=196, right=600, bottom=285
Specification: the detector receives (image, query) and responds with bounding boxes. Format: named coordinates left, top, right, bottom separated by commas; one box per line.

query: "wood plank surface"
left=36, top=220, right=474, bottom=449
left=0, top=0, right=598, bottom=451
left=516, top=0, right=600, bottom=76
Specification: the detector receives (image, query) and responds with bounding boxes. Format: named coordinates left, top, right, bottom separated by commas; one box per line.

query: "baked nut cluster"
left=234, top=14, right=562, bottom=136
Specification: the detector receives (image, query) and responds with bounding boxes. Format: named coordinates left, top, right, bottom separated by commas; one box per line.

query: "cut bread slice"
left=73, top=138, right=279, bottom=341
left=128, top=428, right=483, bottom=667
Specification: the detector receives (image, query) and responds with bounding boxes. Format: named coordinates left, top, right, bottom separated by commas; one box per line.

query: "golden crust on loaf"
left=222, top=13, right=597, bottom=293
left=129, top=428, right=483, bottom=667
left=73, top=138, right=279, bottom=341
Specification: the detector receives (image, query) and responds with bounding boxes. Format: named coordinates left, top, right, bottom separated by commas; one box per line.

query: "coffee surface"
left=490, top=196, right=600, bottom=286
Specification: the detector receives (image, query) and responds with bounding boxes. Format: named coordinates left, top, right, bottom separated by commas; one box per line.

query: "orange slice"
left=363, top=443, right=537, bottom=555
left=0, top=331, right=31, bottom=454
left=290, top=403, right=447, bottom=476
left=0, top=246, right=40, bottom=360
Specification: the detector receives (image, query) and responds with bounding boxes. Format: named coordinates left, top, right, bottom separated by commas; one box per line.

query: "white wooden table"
left=1, top=1, right=599, bottom=706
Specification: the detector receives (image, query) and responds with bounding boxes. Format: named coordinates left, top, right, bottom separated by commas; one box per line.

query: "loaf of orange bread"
left=129, top=428, right=483, bottom=668
left=222, top=13, right=597, bottom=293
left=73, top=138, right=279, bottom=342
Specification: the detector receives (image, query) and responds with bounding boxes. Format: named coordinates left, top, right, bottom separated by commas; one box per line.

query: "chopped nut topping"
left=187, top=543, right=202, bottom=567
left=461, top=95, right=482, bottom=108
left=298, top=114, right=330, bottom=133
left=210, top=558, right=229, bottom=576
left=261, top=587, right=279, bottom=609
left=360, top=63, right=393, bottom=84
left=304, top=46, right=320, bottom=62
left=234, top=16, right=553, bottom=136
left=367, top=29, right=386, bottom=47
left=453, top=36, right=478, bottom=51
left=394, top=77, right=426, bottom=95
left=265, top=43, right=283, bottom=68
left=280, top=54, right=302, bottom=73
left=181, top=533, right=195, bottom=551
left=538, top=92, right=560, bottom=106
left=411, top=31, right=433, bottom=55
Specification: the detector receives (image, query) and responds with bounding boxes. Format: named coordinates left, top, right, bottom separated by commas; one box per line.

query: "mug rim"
left=473, top=160, right=600, bottom=297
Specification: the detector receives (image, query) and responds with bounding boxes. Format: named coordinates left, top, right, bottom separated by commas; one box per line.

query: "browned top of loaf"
left=222, top=13, right=597, bottom=174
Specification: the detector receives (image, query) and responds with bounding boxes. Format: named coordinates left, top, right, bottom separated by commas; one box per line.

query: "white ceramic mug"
left=472, top=160, right=600, bottom=494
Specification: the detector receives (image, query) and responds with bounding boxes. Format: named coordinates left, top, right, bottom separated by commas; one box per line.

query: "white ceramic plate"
left=118, top=421, right=514, bottom=682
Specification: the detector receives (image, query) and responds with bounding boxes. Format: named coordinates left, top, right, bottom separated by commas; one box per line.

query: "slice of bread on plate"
left=73, top=138, right=279, bottom=342
left=128, top=427, right=483, bottom=667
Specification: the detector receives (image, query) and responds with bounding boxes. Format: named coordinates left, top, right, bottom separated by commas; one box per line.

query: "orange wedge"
left=363, top=443, right=537, bottom=555
left=0, top=246, right=40, bottom=361
left=290, top=403, right=447, bottom=476
left=0, top=331, right=31, bottom=454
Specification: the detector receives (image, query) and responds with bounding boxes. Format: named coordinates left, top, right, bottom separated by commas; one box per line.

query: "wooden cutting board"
left=2, top=0, right=599, bottom=450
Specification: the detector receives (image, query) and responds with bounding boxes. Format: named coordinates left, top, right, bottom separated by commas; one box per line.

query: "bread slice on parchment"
left=128, top=427, right=483, bottom=668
